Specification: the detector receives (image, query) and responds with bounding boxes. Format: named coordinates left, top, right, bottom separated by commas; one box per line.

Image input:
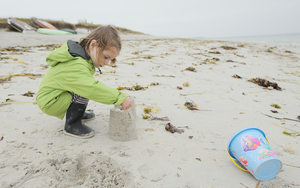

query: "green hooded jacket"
left=36, top=40, right=126, bottom=120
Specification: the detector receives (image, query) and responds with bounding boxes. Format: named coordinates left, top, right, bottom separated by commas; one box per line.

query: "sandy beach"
left=0, top=29, right=300, bottom=188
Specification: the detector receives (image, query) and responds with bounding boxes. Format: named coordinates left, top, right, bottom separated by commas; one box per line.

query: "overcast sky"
left=1, top=0, right=300, bottom=38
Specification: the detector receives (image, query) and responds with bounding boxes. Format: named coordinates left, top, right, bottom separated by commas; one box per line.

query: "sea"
left=194, top=33, right=300, bottom=46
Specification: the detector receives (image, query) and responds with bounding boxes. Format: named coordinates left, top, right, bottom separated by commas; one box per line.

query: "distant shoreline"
left=194, top=33, right=300, bottom=46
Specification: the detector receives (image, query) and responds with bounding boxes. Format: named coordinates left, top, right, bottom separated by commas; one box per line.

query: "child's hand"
left=121, top=97, right=132, bottom=110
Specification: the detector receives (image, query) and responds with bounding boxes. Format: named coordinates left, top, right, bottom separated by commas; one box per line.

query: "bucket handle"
left=227, top=137, right=270, bottom=173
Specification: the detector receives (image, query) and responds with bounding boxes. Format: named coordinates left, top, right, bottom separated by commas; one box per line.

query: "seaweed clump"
left=184, top=102, right=199, bottom=110
left=232, top=74, right=242, bottom=79
left=21, top=91, right=35, bottom=97
left=221, top=46, right=237, bottom=50
left=165, top=123, right=184, bottom=134
left=184, top=67, right=197, bottom=72
left=117, top=85, right=148, bottom=91
left=248, top=78, right=282, bottom=91
left=0, top=73, right=44, bottom=83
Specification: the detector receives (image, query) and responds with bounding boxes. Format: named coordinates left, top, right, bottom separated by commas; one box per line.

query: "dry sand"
left=0, top=29, right=299, bottom=188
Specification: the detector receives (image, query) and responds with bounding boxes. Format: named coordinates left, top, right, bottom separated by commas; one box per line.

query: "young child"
left=36, top=25, right=132, bottom=139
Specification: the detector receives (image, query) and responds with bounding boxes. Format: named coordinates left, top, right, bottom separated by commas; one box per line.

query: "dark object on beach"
left=209, top=51, right=221, bottom=54
left=185, top=67, right=197, bottom=72
left=271, top=110, right=278, bottom=113
left=21, top=91, right=35, bottom=97
left=221, top=46, right=237, bottom=50
left=165, top=123, right=184, bottom=134
left=150, top=82, right=160, bottom=86
left=271, top=104, right=281, bottom=109
left=184, top=102, right=199, bottom=110
left=196, top=158, right=201, bottom=161
left=232, top=74, right=242, bottom=79
left=248, top=78, right=282, bottom=91
left=189, top=136, right=193, bottom=139
left=7, top=17, right=36, bottom=33
left=297, top=116, right=300, bottom=120
left=177, top=86, right=183, bottom=90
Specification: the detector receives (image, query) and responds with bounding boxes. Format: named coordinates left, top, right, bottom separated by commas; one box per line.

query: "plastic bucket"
left=227, top=127, right=282, bottom=181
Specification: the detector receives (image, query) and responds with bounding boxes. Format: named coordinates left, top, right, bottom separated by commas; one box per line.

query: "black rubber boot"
left=64, top=103, right=95, bottom=138
left=82, top=109, right=95, bottom=122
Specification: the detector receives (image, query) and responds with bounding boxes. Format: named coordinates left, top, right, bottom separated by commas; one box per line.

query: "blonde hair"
left=79, top=25, right=121, bottom=64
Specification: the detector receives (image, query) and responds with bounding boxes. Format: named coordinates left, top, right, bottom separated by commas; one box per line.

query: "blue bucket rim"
left=227, top=127, right=266, bottom=159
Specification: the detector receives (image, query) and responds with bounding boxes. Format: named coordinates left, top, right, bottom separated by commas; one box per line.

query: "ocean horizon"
left=194, top=33, right=300, bottom=46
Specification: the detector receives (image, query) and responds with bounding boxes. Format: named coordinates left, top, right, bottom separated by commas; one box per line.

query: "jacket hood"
left=46, top=40, right=89, bottom=67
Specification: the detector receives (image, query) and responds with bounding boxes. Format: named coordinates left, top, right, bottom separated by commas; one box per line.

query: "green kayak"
left=37, top=28, right=72, bottom=35
left=59, top=29, right=77, bottom=34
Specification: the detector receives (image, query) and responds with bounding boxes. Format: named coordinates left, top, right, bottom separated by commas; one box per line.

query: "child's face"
left=89, top=40, right=119, bottom=68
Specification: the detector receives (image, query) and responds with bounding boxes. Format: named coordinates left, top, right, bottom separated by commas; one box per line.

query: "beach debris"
left=142, top=114, right=170, bottom=121
left=232, top=74, right=242, bottom=79
left=165, top=123, right=184, bottom=134
left=226, top=60, right=234, bottom=62
left=150, top=82, right=160, bottom=86
left=40, top=64, right=49, bottom=70
left=234, top=53, right=245, bottom=58
left=143, top=106, right=161, bottom=114
left=285, top=50, right=293, bottom=53
left=189, top=136, right=193, bottom=139
left=283, top=131, right=298, bottom=137
left=297, top=116, right=300, bottom=120
left=132, top=51, right=140, bottom=55
left=209, top=51, right=221, bottom=54
left=0, top=46, right=31, bottom=54
left=123, top=62, right=135, bottom=65
left=184, top=67, right=197, bottom=72
left=0, top=73, right=44, bottom=83
left=263, top=113, right=300, bottom=123
left=248, top=77, right=282, bottom=91
left=184, top=101, right=199, bottom=111
left=143, top=107, right=152, bottom=114
left=2, top=98, right=15, bottom=103
left=153, top=74, right=175, bottom=78
left=177, top=86, right=183, bottom=90
left=0, top=136, right=3, bottom=141
left=0, top=56, right=18, bottom=61
left=221, top=46, right=237, bottom=50
left=183, top=81, right=190, bottom=87
left=202, top=58, right=218, bottom=65
left=271, top=104, right=281, bottom=109
left=117, top=85, right=148, bottom=91
left=142, top=105, right=166, bottom=121
left=196, top=158, right=201, bottom=161
left=21, top=91, right=35, bottom=97
left=35, top=44, right=62, bottom=51
left=271, top=110, right=278, bottom=113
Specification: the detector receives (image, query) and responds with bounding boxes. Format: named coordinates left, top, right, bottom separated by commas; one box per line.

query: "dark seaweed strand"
left=98, top=67, right=102, bottom=74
